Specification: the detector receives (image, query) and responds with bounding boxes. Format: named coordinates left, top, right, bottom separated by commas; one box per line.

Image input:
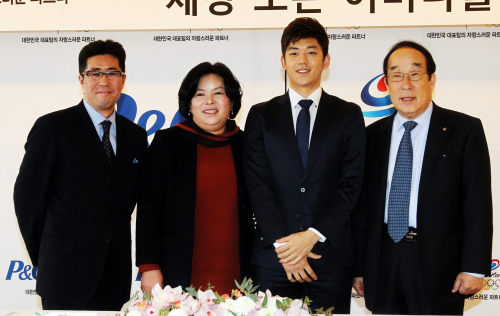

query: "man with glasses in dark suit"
left=354, top=41, right=492, bottom=315
left=14, top=39, right=147, bottom=310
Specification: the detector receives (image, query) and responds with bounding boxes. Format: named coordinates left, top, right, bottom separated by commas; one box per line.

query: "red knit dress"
left=178, top=123, right=240, bottom=295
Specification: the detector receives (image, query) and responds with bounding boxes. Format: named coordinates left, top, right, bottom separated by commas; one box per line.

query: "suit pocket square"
left=132, top=158, right=139, bottom=164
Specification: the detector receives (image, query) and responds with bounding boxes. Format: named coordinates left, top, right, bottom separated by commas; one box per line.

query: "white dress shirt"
left=273, top=87, right=326, bottom=248
left=384, top=103, right=483, bottom=278
left=384, top=103, right=433, bottom=228
left=83, top=99, right=117, bottom=154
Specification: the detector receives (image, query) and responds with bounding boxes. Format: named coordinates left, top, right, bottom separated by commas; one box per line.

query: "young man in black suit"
left=353, top=41, right=492, bottom=315
left=14, top=40, right=148, bottom=310
left=244, top=17, right=365, bottom=313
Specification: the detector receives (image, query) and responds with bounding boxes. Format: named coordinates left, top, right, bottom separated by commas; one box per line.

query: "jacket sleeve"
left=243, top=106, right=289, bottom=247
left=136, top=132, right=168, bottom=266
left=311, top=106, right=366, bottom=242
left=460, top=118, right=493, bottom=276
left=14, top=116, right=57, bottom=266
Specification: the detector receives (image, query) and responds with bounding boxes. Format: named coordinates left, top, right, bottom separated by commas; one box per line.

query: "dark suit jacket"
left=362, top=104, right=493, bottom=309
left=244, top=91, right=366, bottom=271
left=135, top=125, right=254, bottom=288
left=14, top=101, right=148, bottom=305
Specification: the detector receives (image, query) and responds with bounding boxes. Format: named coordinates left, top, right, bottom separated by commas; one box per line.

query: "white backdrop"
left=1, top=26, right=499, bottom=314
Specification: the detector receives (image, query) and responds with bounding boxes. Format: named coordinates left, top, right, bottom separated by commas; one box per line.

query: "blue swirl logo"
left=492, top=259, right=499, bottom=271
left=116, top=93, right=185, bottom=136
left=361, top=74, right=395, bottom=118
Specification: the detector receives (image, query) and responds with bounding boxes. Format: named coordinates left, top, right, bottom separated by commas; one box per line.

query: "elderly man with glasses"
left=14, top=39, right=148, bottom=311
left=353, top=40, right=493, bottom=315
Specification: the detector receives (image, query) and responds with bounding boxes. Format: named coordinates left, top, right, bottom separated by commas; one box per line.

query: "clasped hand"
left=276, top=230, right=322, bottom=283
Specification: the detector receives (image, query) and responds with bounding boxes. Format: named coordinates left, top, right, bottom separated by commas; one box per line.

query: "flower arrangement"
left=126, top=278, right=311, bottom=316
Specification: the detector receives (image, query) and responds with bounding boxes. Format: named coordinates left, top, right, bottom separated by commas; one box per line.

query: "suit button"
left=300, top=187, right=306, bottom=193
left=295, top=213, right=301, bottom=218
left=260, top=237, right=264, bottom=241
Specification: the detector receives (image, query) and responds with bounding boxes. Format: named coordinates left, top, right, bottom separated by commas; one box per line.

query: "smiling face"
left=281, top=37, right=330, bottom=97
left=386, top=47, right=436, bottom=120
left=78, top=54, right=125, bottom=118
left=190, top=73, right=232, bottom=135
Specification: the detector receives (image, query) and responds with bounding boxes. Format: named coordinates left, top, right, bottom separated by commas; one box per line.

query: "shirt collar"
left=394, top=102, right=433, bottom=132
left=83, top=99, right=117, bottom=129
left=289, top=87, right=322, bottom=109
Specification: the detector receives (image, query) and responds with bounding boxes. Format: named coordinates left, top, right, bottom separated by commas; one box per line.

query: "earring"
left=187, top=111, right=192, bottom=118
left=229, top=110, right=234, bottom=119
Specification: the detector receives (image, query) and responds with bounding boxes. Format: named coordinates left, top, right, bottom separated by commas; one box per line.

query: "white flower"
left=127, top=311, right=142, bottom=316
left=145, top=306, right=158, bottom=316
left=231, top=296, right=256, bottom=315
left=181, top=296, right=201, bottom=315
left=151, top=284, right=188, bottom=307
left=167, top=309, right=189, bottom=316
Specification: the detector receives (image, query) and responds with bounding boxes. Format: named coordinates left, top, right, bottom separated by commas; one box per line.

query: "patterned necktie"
left=387, top=120, right=417, bottom=242
left=297, top=99, right=313, bottom=171
left=100, top=120, right=115, bottom=165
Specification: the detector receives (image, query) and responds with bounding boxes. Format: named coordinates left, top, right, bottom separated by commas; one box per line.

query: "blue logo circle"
left=361, top=74, right=395, bottom=118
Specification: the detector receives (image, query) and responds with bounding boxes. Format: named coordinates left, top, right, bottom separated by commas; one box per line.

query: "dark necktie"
left=100, top=120, right=115, bottom=165
left=297, top=99, right=313, bottom=171
left=387, top=120, right=417, bottom=242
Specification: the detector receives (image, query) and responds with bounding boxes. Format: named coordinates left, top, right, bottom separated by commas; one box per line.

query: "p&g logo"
left=117, top=93, right=185, bottom=136
left=361, top=74, right=395, bottom=118
left=5, top=260, right=37, bottom=280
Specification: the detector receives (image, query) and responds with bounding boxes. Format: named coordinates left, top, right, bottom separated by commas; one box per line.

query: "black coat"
left=136, top=124, right=254, bottom=288
left=243, top=91, right=366, bottom=271
left=14, top=101, right=148, bottom=305
left=361, top=105, right=493, bottom=309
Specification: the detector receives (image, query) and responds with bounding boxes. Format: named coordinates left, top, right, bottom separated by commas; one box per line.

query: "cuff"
left=308, top=227, right=326, bottom=242
left=139, top=264, right=161, bottom=274
left=463, top=272, right=485, bottom=278
left=273, top=241, right=287, bottom=248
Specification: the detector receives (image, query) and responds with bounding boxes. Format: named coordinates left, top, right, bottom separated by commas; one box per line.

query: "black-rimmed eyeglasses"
left=81, top=70, right=125, bottom=80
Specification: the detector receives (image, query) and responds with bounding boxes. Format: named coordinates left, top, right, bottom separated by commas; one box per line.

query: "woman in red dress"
left=136, top=62, right=254, bottom=295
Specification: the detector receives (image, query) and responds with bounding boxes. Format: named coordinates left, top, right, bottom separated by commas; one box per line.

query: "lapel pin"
left=442, top=127, right=447, bottom=132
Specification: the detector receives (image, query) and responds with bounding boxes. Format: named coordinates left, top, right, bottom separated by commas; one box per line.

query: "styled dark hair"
left=281, top=17, right=329, bottom=58
left=78, top=40, right=126, bottom=74
left=178, top=62, right=242, bottom=119
left=383, top=40, right=436, bottom=79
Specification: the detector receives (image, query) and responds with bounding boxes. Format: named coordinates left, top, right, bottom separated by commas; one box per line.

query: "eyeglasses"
left=387, top=71, right=427, bottom=82
left=81, top=70, right=124, bottom=80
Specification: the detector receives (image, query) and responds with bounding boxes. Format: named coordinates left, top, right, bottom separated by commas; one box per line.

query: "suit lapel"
left=275, top=93, right=303, bottom=174
left=418, top=104, right=450, bottom=210
left=73, top=101, right=109, bottom=168
left=306, top=92, right=333, bottom=175
left=115, top=114, right=133, bottom=169
left=373, top=116, right=395, bottom=221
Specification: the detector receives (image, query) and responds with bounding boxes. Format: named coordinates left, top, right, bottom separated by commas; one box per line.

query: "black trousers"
left=256, top=264, right=353, bottom=314
left=372, top=230, right=464, bottom=315
left=41, top=240, right=130, bottom=311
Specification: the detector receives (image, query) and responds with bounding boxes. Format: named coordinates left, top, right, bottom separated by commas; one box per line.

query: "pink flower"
left=181, top=296, right=201, bottom=315
left=285, top=299, right=303, bottom=316
left=197, top=289, right=217, bottom=306
left=145, top=306, right=157, bottom=316
left=151, top=284, right=189, bottom=307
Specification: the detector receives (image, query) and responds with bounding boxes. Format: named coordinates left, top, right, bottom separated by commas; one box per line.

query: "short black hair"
left=281, top=17, right=329, bottom=58
left=178, top=62, right=242, bottom=119
left=78, top=40, right=126, bottom=74
left=383, top=40, right=436, bottom=79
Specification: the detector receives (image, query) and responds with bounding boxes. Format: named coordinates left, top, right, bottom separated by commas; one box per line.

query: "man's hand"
left=282, top=257, right=318, bottom=283
left=275, top=230, right=321, bottom=265
left=452, top=272, right=484, bottom=295
left=141, top=269, right=164, bottom=295
left=352, top=277, right=364, bottom=297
